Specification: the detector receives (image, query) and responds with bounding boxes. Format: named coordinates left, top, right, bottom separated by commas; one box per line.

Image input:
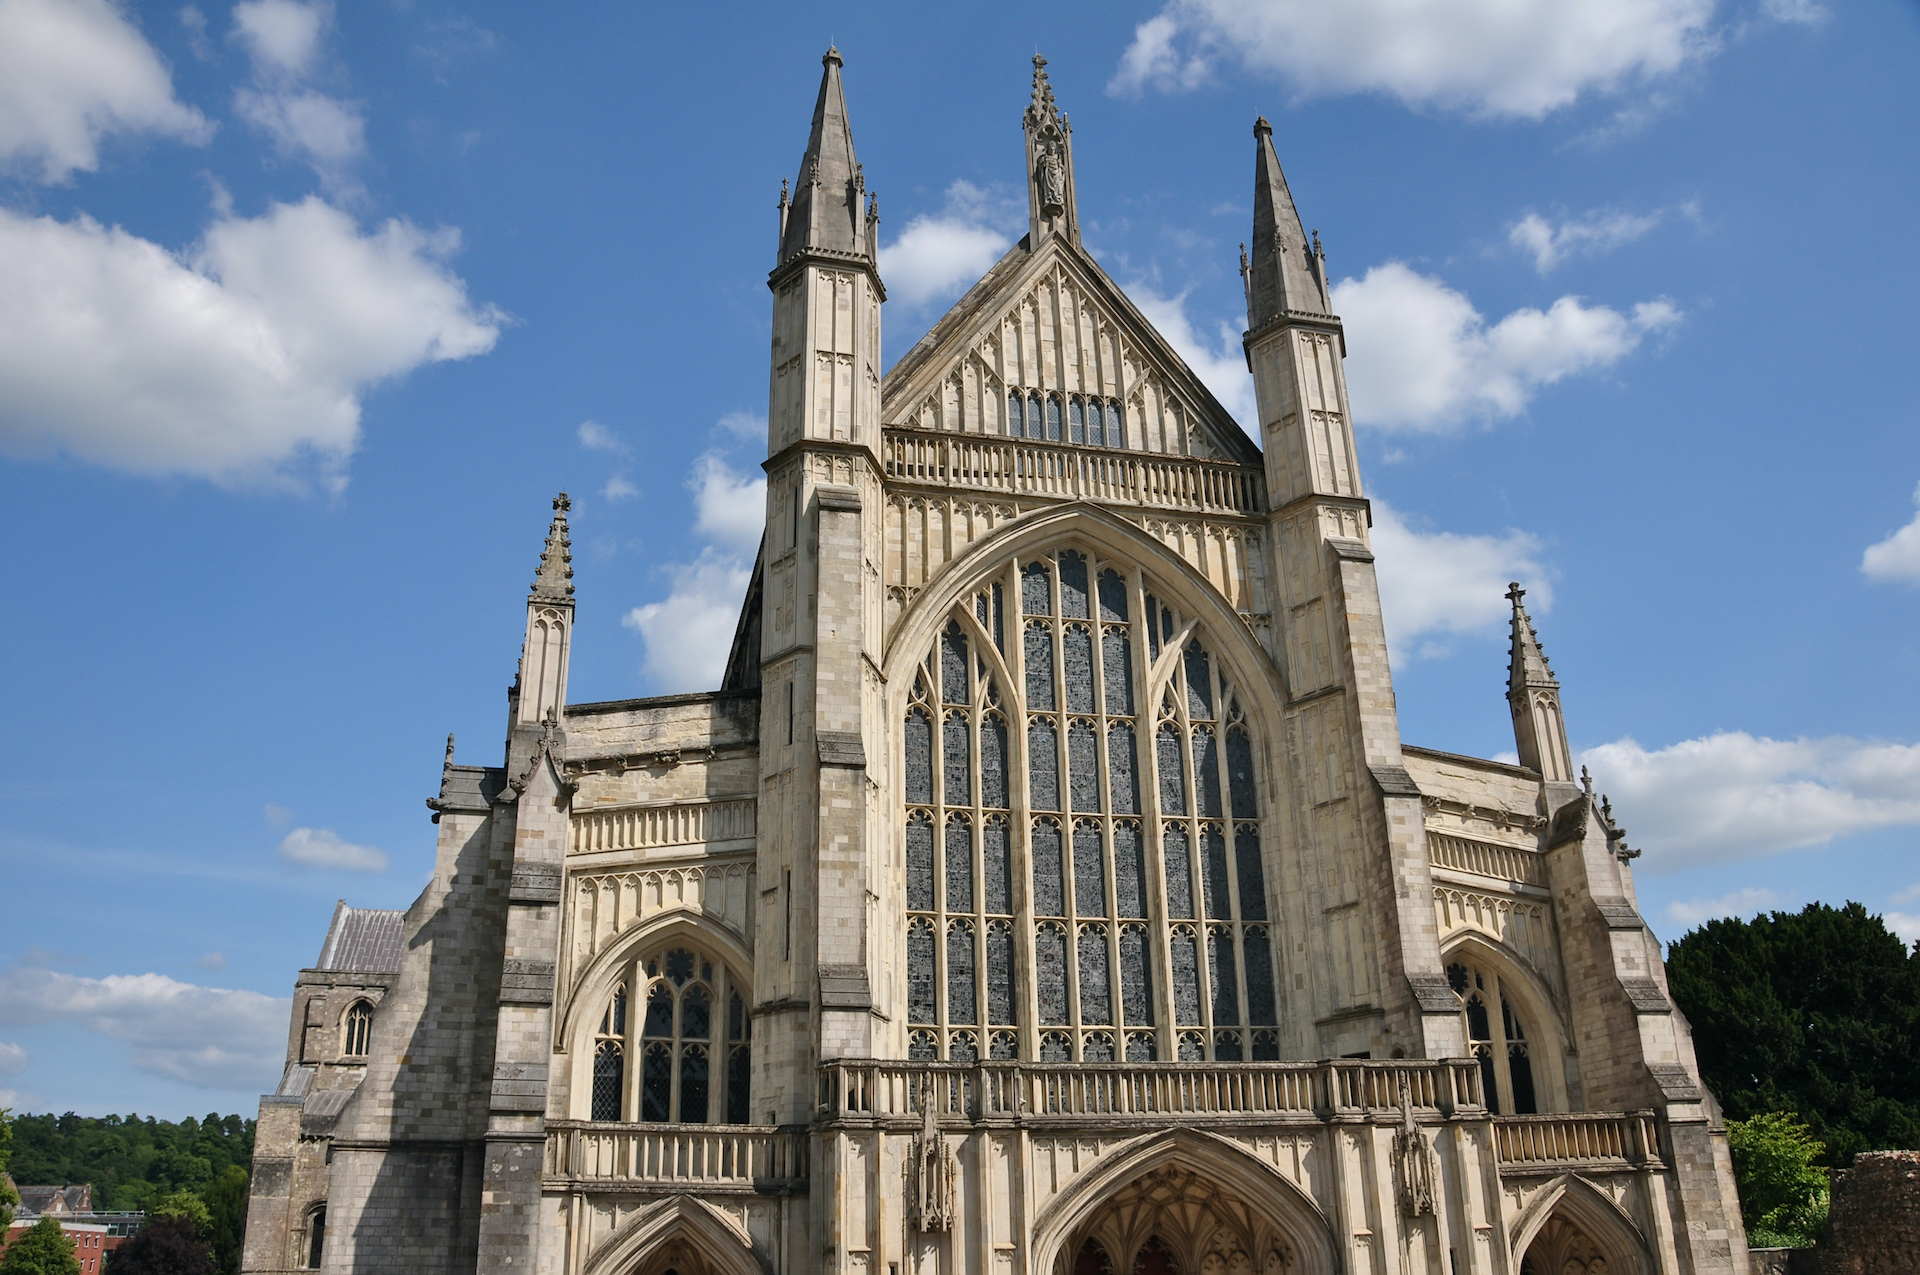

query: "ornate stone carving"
left=1392, top=1072, right=1437, bottom=1217
left=908, top=1083, right=955, bottom=1233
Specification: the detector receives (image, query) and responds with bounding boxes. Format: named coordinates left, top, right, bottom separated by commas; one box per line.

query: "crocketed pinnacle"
left=1506, top=582, right=1556, bottom=699
left=530, top=493, right=574, bottom=603
left=1248, top=116, right=1331, bottom=326
left=778, top=46, right=870, bottom=265
left=1026, top=54, right=1060, bottom=129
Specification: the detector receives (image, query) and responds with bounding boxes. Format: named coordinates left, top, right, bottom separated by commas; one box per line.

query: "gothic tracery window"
left=341, top=1000, right=373, bottom=1058
left=903, top=547, right=1277, bottom=1061
left=1448, top=959, right=1537, bottom=1114
left=585, top=946, right=751, bottom=1123
left=1005, top=390, right=1127, bottom=450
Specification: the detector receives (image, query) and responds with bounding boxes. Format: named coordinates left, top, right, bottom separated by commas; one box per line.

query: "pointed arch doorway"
left=1054, top=1162, right=1311, bottom=1275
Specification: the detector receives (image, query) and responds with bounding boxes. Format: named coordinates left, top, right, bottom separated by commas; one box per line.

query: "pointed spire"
left=778, top=46, right=870, bottom=265
left=530, top=493, right=574, bottom=603
left=1505, top=582, right=1556, bottom=699
left=1024, top=54, right=1077, bottom=242
left=1248, top=116, right=1331, bottom=327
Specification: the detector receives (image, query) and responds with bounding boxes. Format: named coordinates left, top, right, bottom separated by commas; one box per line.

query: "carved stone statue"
left=1037, top=145, right=1066, bottom=218
left=909, top=1081, right=955, bottom=1232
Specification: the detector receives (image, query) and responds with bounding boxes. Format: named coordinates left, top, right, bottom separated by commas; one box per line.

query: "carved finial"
left=1254, top=115, right=1273, bottom=138
left=530, top=492, right=575, bottom=602
left=822, top=44, right=842, bottom=67
left=1583, top=765, right=1594, bottom=794
left=1312, top=229, right=1323, bottom=258
left=867, top=191, right=879, bottom=222
left=778, top=178, right=789, bottom=209
left=1507, top=581, right=1526, bottom=605
left=1240, top=242, right=1249, bottom=274
left=444, top=732, right=456, bottom=768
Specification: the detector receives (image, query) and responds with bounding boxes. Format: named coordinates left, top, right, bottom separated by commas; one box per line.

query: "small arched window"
left=306, top=1206, right=326, bottom=1270
left=584, top=948, right=750, bottom=1124
left=1447, top=960, right=1537, bottom=1114
left=342, top=1001, right=373, bottom=1058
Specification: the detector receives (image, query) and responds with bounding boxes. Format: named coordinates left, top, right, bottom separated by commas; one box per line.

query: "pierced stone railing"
left=882, top=427, right=1266, bottom=518
left=1427, top=832, right=1548, bottom=888
left=819, top=1058, right=1484, bottom=1124
left=544, top=1121, right=806, bottom=1188
left=1493, top=1112, right=1664, bottom=1171
left=569, top=798, right=757, bottom=854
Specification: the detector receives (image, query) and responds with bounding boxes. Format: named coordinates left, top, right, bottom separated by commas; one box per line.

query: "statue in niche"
left=1393, top=1072, right=1437, bottom=1217
left=1037, top=141, right=1066, bottom=218
left=908, top=1081, right=955, bottom=1232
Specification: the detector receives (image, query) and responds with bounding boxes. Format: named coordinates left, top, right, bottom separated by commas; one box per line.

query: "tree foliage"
left=0, top=1216, right=80, bottom=1275
left=1728, top=1112, right=1829, bottom=1247
left=1, top=1106, right=17, bottom=1231
left=1666, top=901, right=1920, bottom=1163
left=3, top=1114, right=252, bottom=1214
left=101, top=1218, right=212, bottom=1275
left=197, top=1168, right=249, bottom=1275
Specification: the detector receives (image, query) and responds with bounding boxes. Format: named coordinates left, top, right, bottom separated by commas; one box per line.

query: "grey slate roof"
left=14, top=1184, right=91, bottom=1216
left=314, top=902, right=405, bottom=973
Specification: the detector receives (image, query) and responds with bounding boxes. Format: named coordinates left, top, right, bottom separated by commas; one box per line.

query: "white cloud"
left=1662, top=886, right=1780, bottom=930
left=1333, top=262, right=1679, bottom=431
left=1370, top=500, right=1552, bottom=662
left=577, top=420, right=625, bottom=453
left=0, top=1039, right=26, bottom=1075
left=1761, top=0, right=1828, bottom=25
left=0, top=966, right=287, bottom=1089
left=623, top=549, right=754, bottom=690
left=0, top=197, right=502, bottom=490
left=1884, top=911, right=1920, bottom=945
left=1109, top=0, right=1718, bottom=120
left=230, top=0, right=363, bottom=185
left=1862, top=481, right=1920, bottom=585
left=197, top=951, right=228, bottom=970
left=1130, top=287, right=1258, bottom=432
left=602, top=473, right=638, bottom=502
left=878, top=181, right=1020, bottom=311
left=278, top=826, right=388, bottom=872
left=690, top=452, right=765, bottom=556
left=1581, top=732, right=1920, bottom=869
left=1509, top=207, right=1667, bottom=273
left=0, top=0, right=211, bottom=183
left=264, top=803, right=293, bottom=826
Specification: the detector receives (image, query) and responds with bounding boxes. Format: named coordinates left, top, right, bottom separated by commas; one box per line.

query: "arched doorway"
left=1519, top=1215, right=1617, bottom=1274
left=1509, top=1177, right=1654, bottom=1275
left=1058, top=1164, right=1302, bottom=1275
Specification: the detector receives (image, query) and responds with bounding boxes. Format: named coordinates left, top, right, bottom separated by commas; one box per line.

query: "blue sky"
left=0, top=0, right=1916, bottom=1119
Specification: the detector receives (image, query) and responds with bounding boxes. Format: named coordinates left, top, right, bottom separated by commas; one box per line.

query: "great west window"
left=902, top=546, right=1279, bottom=1062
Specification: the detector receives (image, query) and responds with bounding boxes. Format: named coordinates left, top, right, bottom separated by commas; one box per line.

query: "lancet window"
left=585, top=945, right=751, bottom=1124
left=1007, top=390, right=1126, bottom=449
left=341, top=1000, right=373, bottom=1058
left=902, top=546, right=1278, bottom=1062
left=1448, top=959, right=1536, bottom=1114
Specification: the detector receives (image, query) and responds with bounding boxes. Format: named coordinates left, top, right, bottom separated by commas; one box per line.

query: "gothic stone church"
left=242, top=51, right=1750, bottom=1275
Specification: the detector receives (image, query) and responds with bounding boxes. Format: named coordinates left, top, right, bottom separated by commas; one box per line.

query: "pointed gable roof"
left=882, top=230, right=1261, bottom=465
left=779, top=47, right=872, bottom=266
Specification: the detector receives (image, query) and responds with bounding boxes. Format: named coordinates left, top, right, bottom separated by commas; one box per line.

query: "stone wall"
left=1817, top=1150, right=1920, bottom=1275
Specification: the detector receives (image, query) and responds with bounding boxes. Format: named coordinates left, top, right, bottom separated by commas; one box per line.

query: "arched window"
left=902, top=547, right=1277, bottom=1061
left=1447, top=959, right=1537, bottom=1114
left=1007, top=390, right=1024, bottom=437
left=584, top=946, right=751, bottom=1124
left=305, top=1206, right=326, bottom=1270
left=341, top=1001, right=372, bottom=1058
left=1045, top=394, right=1063, bottom=442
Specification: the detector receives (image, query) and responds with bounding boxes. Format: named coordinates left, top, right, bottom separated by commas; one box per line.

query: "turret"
left=1506, top=582, right=1575, bottom=784
left=515, top=493, right=573, bottom=728
left=1023, top=55, right=1079, bottom=246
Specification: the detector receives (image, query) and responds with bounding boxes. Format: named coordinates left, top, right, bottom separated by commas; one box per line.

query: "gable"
left=882, top=234, right=1260, bottom=465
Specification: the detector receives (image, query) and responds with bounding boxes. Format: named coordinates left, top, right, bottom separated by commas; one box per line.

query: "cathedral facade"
left=241, top=51, right=1750, bottom=1275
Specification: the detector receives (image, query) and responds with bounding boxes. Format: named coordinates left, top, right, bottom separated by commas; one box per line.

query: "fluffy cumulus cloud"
left=1887, top=884, right=1920, bottom=945
left=1861, top=481, right=1920, bottom=584
left=1370, top=501, right=1552, bottom=662
left=878, top=181, right=1021, bottom=312
left=1509, top=206, right=1675, bottom=273
left=230, top=0, right=365, bottom=186
left=278, top=825, right=388, bottom=872
left=0, top=0, right=212, bottom=183
left=0, top=966, right=287, bottom=1089
left=1662, top=886, right=1781, bottom=930
left=1128, top=288, right=1258, bottom=432
left=1580, top=732, right=1920, bottom=869
left=0, top=197, right=502, bottom=490
left=1333, top=263, right=1679, bottom=431
left=1109, top=0, right=1718, bottom=119
left=623, top=415, right=767, bottom=691
left=0, top=1039, right=26, bottom=1074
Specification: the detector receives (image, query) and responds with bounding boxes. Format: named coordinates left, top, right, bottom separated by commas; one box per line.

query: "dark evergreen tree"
left=102, top=1219, right=212, bottom=1275
left=1666, top=901, right=1920, bottom=1163
left=197, top=1168, right=249, bottom=1275
left=4, top=1114, right=253, bottom=1213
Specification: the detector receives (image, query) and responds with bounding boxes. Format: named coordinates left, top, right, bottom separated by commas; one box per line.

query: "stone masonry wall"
left=1818, top=1150, right=1920, bottom=1275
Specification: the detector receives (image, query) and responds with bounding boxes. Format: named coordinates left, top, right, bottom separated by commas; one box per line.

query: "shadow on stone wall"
left=1749, top=1150, right=1920, bottom=1275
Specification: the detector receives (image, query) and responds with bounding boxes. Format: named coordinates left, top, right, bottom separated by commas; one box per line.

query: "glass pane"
left=1193, top=727, right=1223, bottom=818
left=728, top=993, right=745, bottom=1042
left=1078, top=925, right=1111, bottom=1025
left=1098, top=569, right=1129, bottom=622
left=1235, top=828, right=1268, bottom=921
left=1214, top=1032, right=1243, bottom=1061
left=665, top=950, right=694, bottom=984
left=1040, top=1031, right=1071, bottom=1062
left=943, top=714, right=970, bottom=807
left=1125, top=1032, right=1156, bottom=1062
left=947, top=922, right=977, bottom=1025
left=682, top=985, right=710, bottom=1039
left=1112, top=822, right=1145, bottom=918
left=1008, top=391, right=1022, bottom=436
left=1082, top=1032, right=1114, bottom=1062
left=591, top=1042, right=623, bottom=1122
left=1227, top=727, right=1257, bottom=819
left=1162, top=824, right=1194, bottom=918
left=980, top=715, right=1008, bottom=809
left=1245, top=930, right=1277, bottom=1025
left=1120, top=925, right=1153, bottom=1026
left=906, top=813, right=935, bottom=912
left=1024, top=623, right=1056, bottom=710
left=986, top=921, right=1015, bottom=1025
left=904, top=708, right=933, bottom=805
left=1102, top=629, right=1134, bottom=715
left=1156, top=725, right=1186, bottom=816
left=945, top=816, right=973, bottom=913
left=641, top=1043, right=672, bottom=1121
left=1088, top=401, right=1104, bottom=448
left=942, top=623, right=969, bottom=704
left=907, top=920, right=936, bottom=1024
left=1208, top=927, right=1240, bottom=1025
left=726, top=1046, right=751, bottom=1123
left=679, top=1046, right=709, bottom=1123
left=1032, top=820, right=1065, bottom=916
left=983, top=819, right=1012, bottom=915
left=1022, top=561, right=1052, bottom=616
left=1060, top=551, right=1089, bottom=618
left=1071, top=821, right=1105, bottom=916
left=1184, top=645, right=1213, bottom=719
left=1108, top=401, right=1126, bottom=448
left=1108, top=723, right=1139, bottom=815
left=1063, top=626, right=1095, bottom=714
left=1036, top=925, right=1068, bottom=1025
left=1068, top=397, right=1085, bottom=443
left=1028, top=718, right=1059, bottom=811
left=643, top=985, right=674, bottom=1038
left=909, top=1030, right=938, bottom=1061
left=1201, top=827, right=1231, bottom=920
left=1068, top=720, right=1099, bottom=812
left=1045, top=395, right=1062, bottom=442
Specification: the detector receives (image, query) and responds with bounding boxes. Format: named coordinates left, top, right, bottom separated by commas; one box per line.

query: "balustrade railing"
left=1427, top=832, right=1548, bottom=888
left=882, top=428, right=1265, bottom=518
left=819, top=1058, right=1483, bottom=1123
left=1493, top=1112, right=1663, bottom=1170
left=544, top=1122, right=806, bottom=1186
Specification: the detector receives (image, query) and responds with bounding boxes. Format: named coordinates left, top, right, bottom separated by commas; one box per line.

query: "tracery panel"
left=901, top=547, right=1278, bottom=1060
left=582, top=944, right=750, bottom=1123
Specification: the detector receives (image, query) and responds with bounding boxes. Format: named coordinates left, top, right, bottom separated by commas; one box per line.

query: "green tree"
left=1666, top=901, right=1920, bottom=1162
left=195, top=1168, right=248, bottom=1275
left=101, top=1218, right=212, bottom=1275
left=1729, top=1112, right=1830, bottom=1247
left=1, top=1105, right=18, bottom=1231
left=0, top=1216, right=80, bottom=1275
left=147, top=1193, right=211, bottom=1236
left=4, top=1112, right=254, bottom=1214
